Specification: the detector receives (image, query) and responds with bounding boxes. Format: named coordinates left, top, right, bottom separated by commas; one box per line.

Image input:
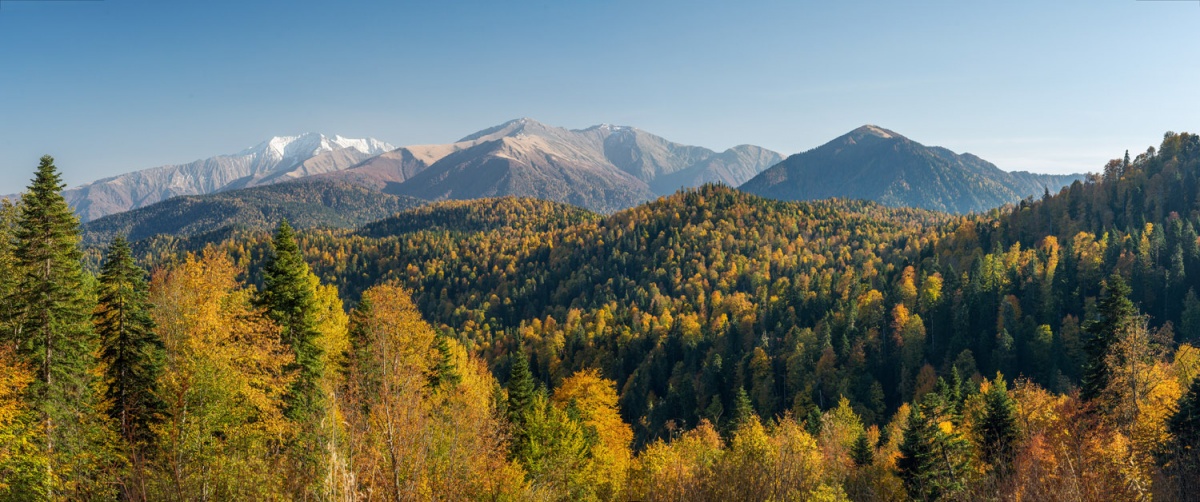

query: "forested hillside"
left=79, top=179, right=424, bottom=246
left=4, top=131, right=1200, bottom=500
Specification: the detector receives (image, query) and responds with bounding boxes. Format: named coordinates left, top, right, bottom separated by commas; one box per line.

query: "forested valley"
left=3, top=131, right=1200, bottom=500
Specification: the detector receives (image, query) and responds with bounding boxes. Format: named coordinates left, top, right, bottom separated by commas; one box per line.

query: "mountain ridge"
left=57, top=133, right=394, bottom=222
left=740, top=125, right=1086, bottom=213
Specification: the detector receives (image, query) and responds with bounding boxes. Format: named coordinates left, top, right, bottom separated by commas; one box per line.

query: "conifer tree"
left=897, top=393, right=972, bottom=501
left=96, top=236, right=164, bottom=448
left=731, top=386, right=755, bottom=430
left=429, top=334, right=461, bottom=390
left=258, top=219, right=324, bottom=415
left=1082, top=275, right=1136, bottom=403
left=257, top=220, right=328, bottom=497
left=507, top=351, right=537, bottom=462
left=2, top=156, right=108, bottom=497
left=1166, top=376, right=1200, bottom=498
left=978, top=373, right=1019, bottom=473
left=851, top=432, right=874, bottom=467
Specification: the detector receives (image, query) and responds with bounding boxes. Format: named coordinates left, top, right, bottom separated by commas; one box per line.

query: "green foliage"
left=507, top=351, right=537, bottom=461
left=978, top=373, right=1019, bottom=472
left=850, top=432, right=874, bottom=467
left=429, top=334, right=462, bottom=390
left=1, top=156, right=113, bottom=498
left=96, top=236, right=165, bottom=448
left=897, top=393, right=973, bottom=501
left=258, top=219, right=325, bottom=416
left=1082, top=275, right=1137, bottom=403
left=1165, top=375, right=1200, bottom=497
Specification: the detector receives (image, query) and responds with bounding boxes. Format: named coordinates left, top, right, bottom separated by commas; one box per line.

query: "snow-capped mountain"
left=63, top=133, right=393, bottom=222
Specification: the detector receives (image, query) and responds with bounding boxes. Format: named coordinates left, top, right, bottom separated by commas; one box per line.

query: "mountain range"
left=60, top=133, right=395, bottom=222
left=740, top=125, right=1085, bottom=213
left=324, top=118, right=784, bottom=212
left=9, top=120, right=1089, bottom=228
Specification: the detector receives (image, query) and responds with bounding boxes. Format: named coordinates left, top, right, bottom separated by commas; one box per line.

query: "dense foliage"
left=3, top=131, right=1200, bottom=500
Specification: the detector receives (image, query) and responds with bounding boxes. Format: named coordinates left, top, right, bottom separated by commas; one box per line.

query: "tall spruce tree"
left=978, top=373, right=1019, bottom=473
left=257, top=220, right=328, bottom=498
left=3, top=156, right=107, bottom=497
left=507, top=351, right=537, bottom=462
left=1081, top=275, right=1137, bottom=403
left=258, top=219, right=324, bottom=416
left=897, top=393, right=973, bottom=501
left=95, top=236, right=165, bottom=447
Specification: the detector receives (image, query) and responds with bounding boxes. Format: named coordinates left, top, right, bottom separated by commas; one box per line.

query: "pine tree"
left=2, top=156, right=109, bottom=497
left=978, top=373, right=1019, bottom=473
left=1081, top=275, right=1136, bottom=403
left=258, top=219, right=324, bottom=416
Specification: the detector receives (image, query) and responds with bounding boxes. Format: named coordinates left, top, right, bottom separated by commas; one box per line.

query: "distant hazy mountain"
left=63, top=133, right=394, bottom=222
left=740, top=125, right=1086, bottom=213
left=329, top=119, right=783, bottom=212
left=80, top=178, right=422, bottom=246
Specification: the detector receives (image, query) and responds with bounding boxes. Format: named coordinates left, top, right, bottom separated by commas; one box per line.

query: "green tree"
left=2, top=156, right=111, bottom=498
left=851, top=432, right=874, bottom=467
left=731, top=386, right=756, bottom=431
left=96, top=237, right=164, bottom=445
left=978, top=373, right=1019, bottom=473
left=897, top=394, right=972, bottom=501
left=258, top=219, right=325, bottom=414
left=257, top=220, right=328, bottom=497
left=1081, top=275, right=1136, bottom=404
left=1181, top=288, right=1200, bottom=344
left=429, top=335, right=461, bottom=390
left=95, top=236, right=164, bottom=501
left=507, top=351, right=537, bottom=461
left=1165, top=375, right=1200, bottom=499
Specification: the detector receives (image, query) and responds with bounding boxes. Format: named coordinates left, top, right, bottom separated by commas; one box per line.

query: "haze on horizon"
left=0, top=0, right=1196, bottom=194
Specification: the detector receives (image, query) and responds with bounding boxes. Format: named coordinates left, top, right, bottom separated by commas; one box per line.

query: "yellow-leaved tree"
left=148, top=251, right=295, bottom=499
left=0, top=346, right=45, bottom=499
left=551, top=369, right=633, bottom=500
left=342, top=283, right=523, bottom=501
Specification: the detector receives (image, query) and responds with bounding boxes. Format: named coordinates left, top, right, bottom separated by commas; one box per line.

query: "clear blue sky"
left=0, top=0, right=1196, bottom=193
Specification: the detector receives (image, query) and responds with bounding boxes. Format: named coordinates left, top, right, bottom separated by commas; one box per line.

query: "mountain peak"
left=847, top=124, right=902, bottom=140
left=457, top=118, right=558, bottom=143
left=244, top=133, right=393, bottom=159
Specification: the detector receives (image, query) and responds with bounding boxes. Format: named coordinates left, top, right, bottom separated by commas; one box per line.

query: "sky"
left=0, top=0, right=1197, bottom=193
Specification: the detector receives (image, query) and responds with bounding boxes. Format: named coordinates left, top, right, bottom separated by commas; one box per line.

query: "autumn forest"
left=3, top=131, right=1200, bottom=501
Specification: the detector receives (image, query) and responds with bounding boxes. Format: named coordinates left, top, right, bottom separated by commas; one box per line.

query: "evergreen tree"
left=850, top=432, right=874, bottom=467
left=506, top=351, right=537, bottom=463
left=95, top=236, right=165, bottom=452
left=258, top=219, right=324, bottom=415
left=256, top=220, right=327, bottom=497
left=978, top=373, right=1019, bottom=473
left=1081, top=275, right=1136, bottom=403
left=731, top=386, right=756, bottom=430
left=2, top=156, right=109, bottom=497
left=1166, top=376, right=1200, bottom=499
left=429, top=334, right=461, bottom=390
left=897, top=394, right=972, bottom=501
